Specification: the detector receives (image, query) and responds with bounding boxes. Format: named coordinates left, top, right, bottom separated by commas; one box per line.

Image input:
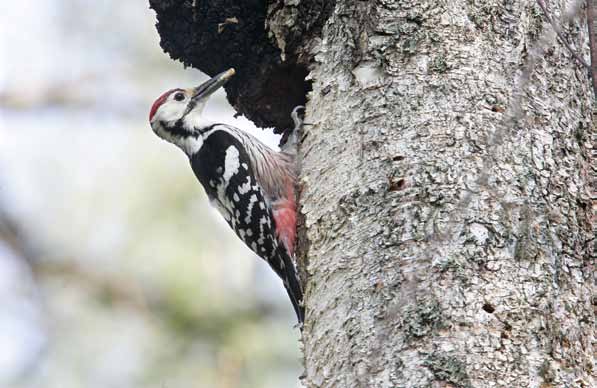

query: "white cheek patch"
left=157, top=101, right=187, bottom=123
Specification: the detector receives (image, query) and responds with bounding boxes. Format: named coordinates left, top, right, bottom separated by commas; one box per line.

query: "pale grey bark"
left=268, top=1, right=596, bottom=387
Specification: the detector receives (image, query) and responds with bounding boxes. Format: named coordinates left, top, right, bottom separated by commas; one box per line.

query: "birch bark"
left=278, top=1, right=596, bottom=387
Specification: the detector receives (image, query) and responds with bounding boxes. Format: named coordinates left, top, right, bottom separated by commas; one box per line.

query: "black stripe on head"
left=160, top=120, right=198, bottom=138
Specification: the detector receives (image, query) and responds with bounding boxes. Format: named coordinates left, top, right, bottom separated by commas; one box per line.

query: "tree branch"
left=586, top=0, right=597, bottom=96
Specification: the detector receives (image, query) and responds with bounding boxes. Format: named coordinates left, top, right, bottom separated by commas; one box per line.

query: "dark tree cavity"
left=149, top=0, right=334, bottom=132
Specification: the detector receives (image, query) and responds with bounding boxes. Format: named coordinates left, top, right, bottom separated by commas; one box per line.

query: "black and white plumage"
left=149, top=69, right=304, bottom=324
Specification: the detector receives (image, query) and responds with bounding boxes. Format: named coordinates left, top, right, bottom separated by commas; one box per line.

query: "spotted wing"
left=189, top=127, right=304, bottom=322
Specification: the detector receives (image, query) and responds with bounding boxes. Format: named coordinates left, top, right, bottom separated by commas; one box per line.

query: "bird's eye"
left=174, top=92, right=185, bottom=101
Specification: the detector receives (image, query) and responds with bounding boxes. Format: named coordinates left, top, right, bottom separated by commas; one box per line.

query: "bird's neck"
left=164, top=117, right=216, bottom=156
left=174, top=133, right=205, bottom=156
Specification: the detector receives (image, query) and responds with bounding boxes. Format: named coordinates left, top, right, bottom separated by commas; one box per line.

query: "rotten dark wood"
left=149, top=0, right=333, bottom=132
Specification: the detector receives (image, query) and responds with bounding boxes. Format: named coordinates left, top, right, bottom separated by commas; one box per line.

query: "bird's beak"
left=192, top=68, right=235, bottom=101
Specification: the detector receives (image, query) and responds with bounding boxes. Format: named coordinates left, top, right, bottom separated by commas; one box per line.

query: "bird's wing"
left=239, top=138, right=298, bottom=256
left=216, top=143, right=303, bottom=323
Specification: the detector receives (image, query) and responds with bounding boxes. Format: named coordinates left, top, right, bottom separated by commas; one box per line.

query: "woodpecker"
left=149, top=68, right=304, bottom=324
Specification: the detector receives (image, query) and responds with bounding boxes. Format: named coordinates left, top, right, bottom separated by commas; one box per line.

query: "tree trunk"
left=150, top=1, right=595, bottom=387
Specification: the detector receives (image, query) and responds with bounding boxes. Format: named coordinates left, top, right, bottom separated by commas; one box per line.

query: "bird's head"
left=149, top=68, right=235, bottom=148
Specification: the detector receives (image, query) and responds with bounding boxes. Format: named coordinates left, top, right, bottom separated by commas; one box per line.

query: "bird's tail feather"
left=277, top=246, right=304, bottom=326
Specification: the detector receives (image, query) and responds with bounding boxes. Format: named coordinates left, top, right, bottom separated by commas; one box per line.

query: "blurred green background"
left=0, top=1, right=302, bottom=387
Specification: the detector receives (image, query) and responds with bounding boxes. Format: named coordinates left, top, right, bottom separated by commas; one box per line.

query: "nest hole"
left=256, top=63, right=312, bottom=133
